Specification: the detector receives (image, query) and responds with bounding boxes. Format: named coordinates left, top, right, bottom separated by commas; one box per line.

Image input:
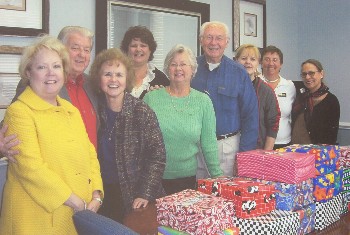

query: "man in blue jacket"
left=192, top=21, right=258, bottom=177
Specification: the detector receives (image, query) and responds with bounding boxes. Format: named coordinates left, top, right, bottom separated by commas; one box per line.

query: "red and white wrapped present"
left=156, top=189, right=235, bottom=235
left=237, top=150, right=315, bottom=184
left=340, top=146, right=350, bottom=168
left=198, top=178, right=276, bottom=218
left=220, top=179, right=276, bottom=218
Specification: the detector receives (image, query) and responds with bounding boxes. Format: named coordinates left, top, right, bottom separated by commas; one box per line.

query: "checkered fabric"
left=315, top=194, right=343, bottom=230
left=233, top=210, right=299, bottom=235
left=341, top=168, right=350, bottom=214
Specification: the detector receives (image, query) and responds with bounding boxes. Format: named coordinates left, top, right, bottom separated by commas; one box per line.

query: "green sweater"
left=144, top=88, right=222, bottom=179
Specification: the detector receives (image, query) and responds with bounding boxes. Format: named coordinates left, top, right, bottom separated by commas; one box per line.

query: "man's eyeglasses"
left=300, top=71, right=319, bottom=78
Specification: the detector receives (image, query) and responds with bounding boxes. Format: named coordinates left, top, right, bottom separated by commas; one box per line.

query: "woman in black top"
left=292, top=59, right=340, bottom=144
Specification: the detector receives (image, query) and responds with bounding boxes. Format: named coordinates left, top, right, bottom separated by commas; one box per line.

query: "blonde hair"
left=90, top=48, right=135, bottom=93
left=18, top=34, right=70, bottom=81
left=235, top=44, right=261, bottom=61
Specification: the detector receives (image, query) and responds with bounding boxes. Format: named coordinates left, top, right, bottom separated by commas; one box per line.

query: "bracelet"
left=93, top=197, right=103, bottom=205
left=83, top=199, right=87, bottom=210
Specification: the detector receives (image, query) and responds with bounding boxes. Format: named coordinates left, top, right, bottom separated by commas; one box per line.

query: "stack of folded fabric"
left=156, top=189, right=236, bottom=235
left=277, top=144, right=344, bottom=231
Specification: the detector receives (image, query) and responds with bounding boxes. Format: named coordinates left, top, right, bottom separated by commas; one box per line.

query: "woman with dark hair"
left=120, top=26, right=169, bottom=99
left=292, top=59, right=340, bottom=144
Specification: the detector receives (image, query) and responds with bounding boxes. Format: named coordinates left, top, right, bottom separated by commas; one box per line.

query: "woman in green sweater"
left=144, top=44, right=223, bottom=195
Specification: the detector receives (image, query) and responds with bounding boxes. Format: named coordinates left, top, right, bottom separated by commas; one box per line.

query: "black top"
left=138, top=67, right=169, bottom=99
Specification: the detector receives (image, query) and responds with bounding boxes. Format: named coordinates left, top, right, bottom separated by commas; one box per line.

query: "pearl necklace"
left=168, top=87, right=191, bottom=113
left=265, top=76, right=280, bottom=83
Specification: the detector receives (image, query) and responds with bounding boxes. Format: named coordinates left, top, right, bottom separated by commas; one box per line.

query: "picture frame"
left=0, top=0, right=26, bottom=11
left=0, top=73, right=21, bottom=108
left=232, top=0, right=266, bottom=51
left=0, top=0, right=49, bottom=37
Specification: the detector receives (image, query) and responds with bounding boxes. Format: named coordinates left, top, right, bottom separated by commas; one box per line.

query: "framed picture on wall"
left=0, top=0, right=26, bottom=11
left=244, top=13, right=257, bottom=37
left=0, top=0, right=49, bottom=36
left=232, top=0, right=266, bottom=51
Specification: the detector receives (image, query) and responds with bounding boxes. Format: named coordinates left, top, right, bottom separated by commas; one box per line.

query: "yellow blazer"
left=0, top=87, right=103, bottom=235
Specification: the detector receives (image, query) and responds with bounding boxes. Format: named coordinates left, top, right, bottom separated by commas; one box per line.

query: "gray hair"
left=199, top=21, right=230, bottom=38
left=57, top=26, right=94, bottom=49
left=163, top=44, right=198, bottom=78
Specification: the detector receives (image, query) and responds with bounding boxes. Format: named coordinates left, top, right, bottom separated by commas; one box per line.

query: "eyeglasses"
left=169, top=63, right=190, bottom=69
left=300, top=71, right=319, bottom=78
left=263, top=57, right=280, bottom=63
left=202, top=35, right=226, bottom=42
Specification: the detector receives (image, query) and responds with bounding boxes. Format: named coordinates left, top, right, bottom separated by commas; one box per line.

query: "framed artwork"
left=0, top=0, right=26, bottom=11
left=0, top=45, right=22, bottom=108
left=0, top=73, right=21, bottom=108
left=0, top=0, right=49, bottom=37
left=232, top=0, right=266, bottom=51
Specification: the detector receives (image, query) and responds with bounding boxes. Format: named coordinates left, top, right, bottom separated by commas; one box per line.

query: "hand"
left=132, top=198, right=149, bottom=209
left=0, top=124, right=20, bottom=163
left=86, top=199, right=101, bottom=213
left=149, top=85, right=164, bottom=91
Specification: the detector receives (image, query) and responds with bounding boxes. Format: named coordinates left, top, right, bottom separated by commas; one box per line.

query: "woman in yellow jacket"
left=0, top=35, right=103, bottom=235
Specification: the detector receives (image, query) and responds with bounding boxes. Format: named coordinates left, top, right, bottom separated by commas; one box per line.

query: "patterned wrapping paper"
left=233, top=209, right=300, bottom=235
left=314, top=194, right=343, bottom=231
left=339, top=146, right=350, bottom=168
left=198, top=178, right=276, bottom=218
left=157, top=226, right=240, bottom=235
left=254, top=178, right=314, bottom=211
left=197, top=177, right=235, bottom=197
left=340, top=168, right=350, bottom=214
left=313, top=169, right=343, bottom=202
left=295, top=203, right=316, bottom=235
left=237, top=149, right=315, bottom=184
left=156, top=189, right=235, bottom=235
left=277, top=144, right=340, bottom=175
left=219, top=179, right=276, bottom=218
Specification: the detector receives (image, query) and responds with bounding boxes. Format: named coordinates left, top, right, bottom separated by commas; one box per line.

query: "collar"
left=67, top=74, right=84, bottom=86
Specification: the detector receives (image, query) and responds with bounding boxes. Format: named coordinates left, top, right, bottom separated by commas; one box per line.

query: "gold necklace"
left=168, top=87, right=191, bottom=113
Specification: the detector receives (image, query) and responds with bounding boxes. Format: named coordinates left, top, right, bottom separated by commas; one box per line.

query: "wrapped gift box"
left=340, top=168, right=350, bottom=214
left=313, top=170, right=343, bottom=202
left=254, top=178, right=313, bottom=211
left=156, top=189, right=235, bottom=235
left=295, top=203, right=316, bottom=235
left=314, top=194, right=343, bottom=231
left=220, top=179, right=276, bottom=218
left=339, top=146, right=350, bottom=168
left=237, top=149, right=315, bottom=184
left=233, top=210, right=300, bottom=235
left=197, top=177, right=235, bottom=197
left=198, top=178, right=276, bottom=218
left=277, top=144, right=340, bottom=175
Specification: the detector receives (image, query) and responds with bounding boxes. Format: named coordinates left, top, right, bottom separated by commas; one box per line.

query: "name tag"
left=278, top=93, right=286, bottom=97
